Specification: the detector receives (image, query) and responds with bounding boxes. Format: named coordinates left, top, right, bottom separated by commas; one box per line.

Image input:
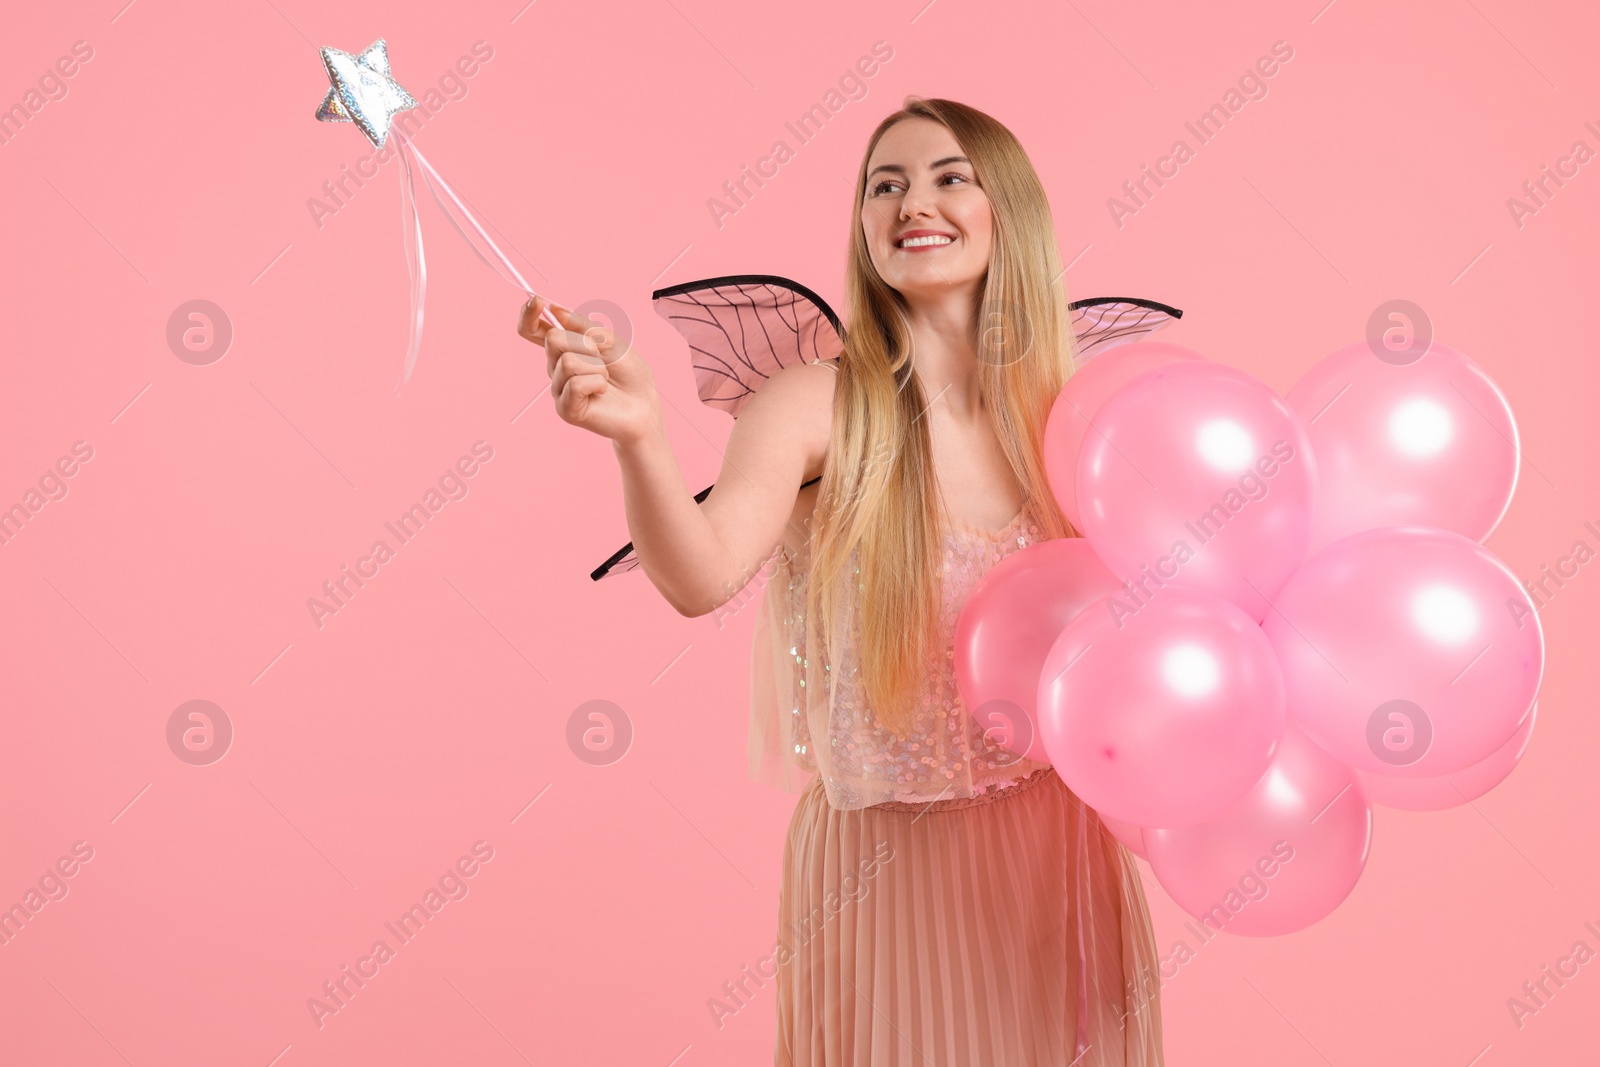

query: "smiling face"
left=859, top=116, right=993, bottom=305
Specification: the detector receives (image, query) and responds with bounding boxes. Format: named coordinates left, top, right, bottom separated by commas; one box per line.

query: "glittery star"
left=315, top=39, right=418, bottom=149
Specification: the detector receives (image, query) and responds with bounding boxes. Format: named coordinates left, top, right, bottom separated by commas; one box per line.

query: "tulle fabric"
left=774, top=765, right=1165, bottom=1066
left=749, top=542, right=813, bottom=794
left=748, top=505, right=1054, bottom=810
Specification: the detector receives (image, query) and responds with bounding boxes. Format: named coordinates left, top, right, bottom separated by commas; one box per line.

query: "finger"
left=554, top=303, right=631, bottom=359
left=561, top=348, right=612, bottom=384
left=548, top=302, right=595, bottom=333
left=545, top=326, right=604, bottom=378
left=580, top=320, right=623, bottom=359
left=517, top=295, right=552, bottom=346
left=518, top=296, right=544, bottom=342
left=551, top=349, right=612, bottom=399
left=559, top=370, right=609, bottom=411
left=523, top=296, right=578, bottom=346
left=544, top=301, right=634, bottom=368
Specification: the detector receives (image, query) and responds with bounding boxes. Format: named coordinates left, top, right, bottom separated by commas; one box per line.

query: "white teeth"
left=898, top=235, right=953, bottom=248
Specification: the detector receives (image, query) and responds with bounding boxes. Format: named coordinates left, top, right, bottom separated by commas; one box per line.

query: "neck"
left=902, top=288, right=983, bottom=419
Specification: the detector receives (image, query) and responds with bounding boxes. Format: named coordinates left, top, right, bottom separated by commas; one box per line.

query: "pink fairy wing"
left=1068, top=296, right=1183, bottom=365
left=652, top=274, right=846, bottom=418
left=593, top=281, right=1180, bottom=580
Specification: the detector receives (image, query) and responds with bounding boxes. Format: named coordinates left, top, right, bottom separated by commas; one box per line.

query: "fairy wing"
left=591, top=280, right=1180, bottom=580
left=1069, top=295, right=1185, bottom=365
left=653, top=274, right=846, bottom=417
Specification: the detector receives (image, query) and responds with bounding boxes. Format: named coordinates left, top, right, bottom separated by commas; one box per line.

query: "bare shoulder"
left=736, top=359, right=837, bottom=482
left=698, top=358, right=837, bottom=593
left=759, top=357, right=838, bottom=400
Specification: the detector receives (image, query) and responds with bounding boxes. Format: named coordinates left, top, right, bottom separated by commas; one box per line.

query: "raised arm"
left=518, top=296, right=833, bottom=617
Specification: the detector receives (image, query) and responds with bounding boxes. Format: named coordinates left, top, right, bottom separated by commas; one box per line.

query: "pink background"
left=2, top=0, right=1595, bottom=1063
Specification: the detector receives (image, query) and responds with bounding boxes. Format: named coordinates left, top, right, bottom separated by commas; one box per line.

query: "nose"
left=899, top=179, right=936, bottom=222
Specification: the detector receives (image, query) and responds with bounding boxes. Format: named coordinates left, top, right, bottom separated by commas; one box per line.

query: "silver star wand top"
left=313, top=38, right=559, bottom=389
left=315, top=39, right=417, bottom=149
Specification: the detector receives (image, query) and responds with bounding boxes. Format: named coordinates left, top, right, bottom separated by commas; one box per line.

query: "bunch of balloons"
left=954, top=336, right=1543, bottom=936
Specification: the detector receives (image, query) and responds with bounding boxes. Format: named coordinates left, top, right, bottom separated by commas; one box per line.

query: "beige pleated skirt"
left=774, top=767, right=1165, bottom=1066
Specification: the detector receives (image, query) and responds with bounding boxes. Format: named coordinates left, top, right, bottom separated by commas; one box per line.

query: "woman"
left=519, top=97, right=1165, bottom=1066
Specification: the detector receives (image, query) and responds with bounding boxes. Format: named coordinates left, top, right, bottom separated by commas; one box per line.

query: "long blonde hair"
left=803, top=97, right=1083, bottom=737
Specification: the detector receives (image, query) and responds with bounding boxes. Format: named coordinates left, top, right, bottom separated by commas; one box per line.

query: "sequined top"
left=747, top=500, right=1054, bottom=811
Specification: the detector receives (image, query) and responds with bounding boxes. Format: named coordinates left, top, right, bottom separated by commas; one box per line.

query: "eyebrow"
left=866, top=155, right=971, bottom=179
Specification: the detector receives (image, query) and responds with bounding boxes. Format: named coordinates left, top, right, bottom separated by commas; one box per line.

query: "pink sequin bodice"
left=751, top=501, right=1054, bottom=810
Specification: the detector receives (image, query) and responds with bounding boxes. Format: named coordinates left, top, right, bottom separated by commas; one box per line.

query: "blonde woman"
left=520, top=96, right=1165, bottom=1067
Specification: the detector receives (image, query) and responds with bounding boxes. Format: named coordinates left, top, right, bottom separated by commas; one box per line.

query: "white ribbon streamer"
left=394, top=128, right=427, bottom=391
left=389, top=124, right=558, bottom=390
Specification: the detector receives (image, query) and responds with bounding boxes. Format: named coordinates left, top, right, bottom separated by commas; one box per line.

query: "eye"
left=866, top=171, right=976, bottom=198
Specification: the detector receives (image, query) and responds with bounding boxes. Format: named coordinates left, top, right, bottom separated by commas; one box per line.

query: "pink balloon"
left=1038, top=584, right=1286, bottom=827
left=955, top=538, right=1124, bottom=764
left=1262, top=526, right=1545, bottom=779
left=1287, top=340, right=1519, bottom=554
left=1076, top=361, right=1317, bottom=622
left=1099, top=814, right=1149, bottom=858
left=1045, top=341, right=1206, bottom=531
left=1358, top=702, right=1538, bottom=811
left=1145, top=723, right=1372, bottom=937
